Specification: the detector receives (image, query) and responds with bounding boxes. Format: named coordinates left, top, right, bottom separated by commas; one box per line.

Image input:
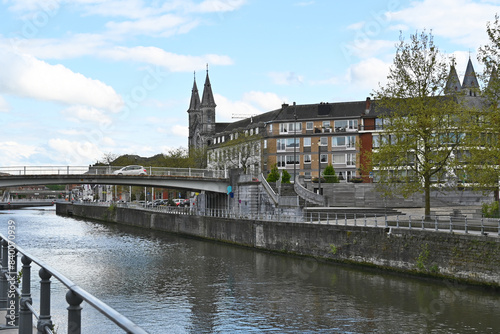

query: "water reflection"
left=1, top=207, right=498, bottom=333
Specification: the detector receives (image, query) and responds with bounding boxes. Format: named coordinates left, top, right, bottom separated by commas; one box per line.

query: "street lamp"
left=293, top=102, right=297, bottom=183
left=318, top=138, right=322, bottom=195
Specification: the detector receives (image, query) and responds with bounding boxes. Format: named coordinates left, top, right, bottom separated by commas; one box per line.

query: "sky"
left=0, top=0, right=499, bottom=166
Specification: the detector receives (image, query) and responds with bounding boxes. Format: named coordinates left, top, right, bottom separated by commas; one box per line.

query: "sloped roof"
left=188, top=78, right=200, bottom=112
left=445, top=65, right=462, bottom=94
left=200, top=71, right=216, bottom=108
left=462, top=58, right=480, bottom=89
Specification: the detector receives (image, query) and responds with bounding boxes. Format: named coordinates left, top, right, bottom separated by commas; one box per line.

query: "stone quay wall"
left=57, top=203, right=500, bottom=288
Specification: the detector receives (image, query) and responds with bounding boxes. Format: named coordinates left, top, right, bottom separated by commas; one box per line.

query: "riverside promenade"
left=57, top=202, right=500, bottom=288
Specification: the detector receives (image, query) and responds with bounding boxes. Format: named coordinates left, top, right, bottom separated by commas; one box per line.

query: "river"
left=0, top=207, right=498, bottom=333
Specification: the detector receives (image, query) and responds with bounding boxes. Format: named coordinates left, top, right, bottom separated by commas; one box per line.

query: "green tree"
left=322, top=165, right=339, bottom=183
left=370, top=31, right=474, bottom=218
left=281, top=170, right=291, bottom=183
left=267, top=164, right=280, bottom=182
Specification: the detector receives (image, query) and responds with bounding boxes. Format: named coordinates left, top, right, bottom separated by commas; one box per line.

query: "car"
left=172, top=199, right=184, bottom=206
left=112, top=165, right=147, bottom=176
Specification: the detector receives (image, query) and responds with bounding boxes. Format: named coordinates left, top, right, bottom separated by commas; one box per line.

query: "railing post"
left=409, top=216, right=412, bottom=229
left=435, top=216, right=438, bottom=231
left=481, top=218, right=484, bottom=235
left=421, top=216, right=424, bottom=229
left=396, top=215, right=399, bottom=228
left=354, top=213, right=357, bottom=226
left=37, top=268, right=53, bottom=334
left=449, top=217, right=453, bottom=233
left=66, top=290, right=83, bottom=334
left=384, top=214, right=387, bottom=228
left=6, top=247, right=18, bottom=327
left=464, top=217, right=468, bottom=234
left=19, top=255, right=33, bottom=334
left=344, top=213, right=347, bottom=226
left=374, top=214, right=377, bottom=227
left=498, top=219, right=500, bottom=236
left=0, top=240, right=8, bottom=309
left=326, top=213, right=329, bottom=225
left=335, top=213, right=338, bottom=225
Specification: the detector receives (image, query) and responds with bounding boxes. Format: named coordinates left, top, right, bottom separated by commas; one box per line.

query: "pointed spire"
left=488, top=66, right=498, bottom=91
left=188, top=73, right=201, bottom=112
left=200, top=64, right=216, bottom=108
left=462, top=57, right=479, bottom=91
left=445, top=64, right=462, bottom=94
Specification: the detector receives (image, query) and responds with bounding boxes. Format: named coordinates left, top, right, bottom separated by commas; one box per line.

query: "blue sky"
left=0, top=0, right=499, bottom=166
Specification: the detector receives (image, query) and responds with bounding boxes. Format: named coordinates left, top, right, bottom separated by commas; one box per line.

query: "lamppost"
left=293, top=102, right=297, bottom=183
left=318, top=138, right=322, bottom=195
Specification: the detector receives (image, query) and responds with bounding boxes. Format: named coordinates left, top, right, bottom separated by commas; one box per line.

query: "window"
left=320, top=137, right=328, bottom=146
left=255, top=127, right=259, bottom=134
left=286, top=138, right=299, bottom=149
left=320, top=154, right=328, bottom=163
left=277, top=139, right=286, bottom=151
left=322, top=121, right=330, bottom=128
left=286, top=155, right=298, bottom=165
left=230, top=133, right=234, bottom=140
left=372, top=134, right=380, bottom=148
left=346, top=153, right=356, bottom=166
left=332, top=136, right=356, bottom=148
left=264, top=139, right=267, bottom=149
left=332, top=154, right=345, bottom=164
left=375, top=118, right=384, bottom=130
left=306, top=122, right=313, bottom=130
left=334, top=119, right=358, bottom=132
left=269, top=124, right=273, bottom=133
left=249, top=129, right=253, bottom=135
left=280, top=122, right=302, bottom=134
left=303, top=137, right=311, bottom=147
left=277, top=155, right=286, bottom=168
left=304, top=154, right=311, bottom=163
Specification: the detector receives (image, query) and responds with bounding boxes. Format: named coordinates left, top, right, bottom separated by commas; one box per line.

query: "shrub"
left=266, top=164, right=280, bottom=182
left=322, top=165, right=339, bottom=183
left=482, top=201, right=499, bottom=218
left=281, top=170, right=291, bottom=183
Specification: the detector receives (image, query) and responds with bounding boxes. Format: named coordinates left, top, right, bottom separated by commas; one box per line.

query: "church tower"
left=187, top=66, right=217, bottom=155
left=444, top=63, right=462, bottom=94
left=462, top=57, right=480, bottom=97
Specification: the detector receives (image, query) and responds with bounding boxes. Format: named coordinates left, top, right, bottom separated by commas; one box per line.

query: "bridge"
left=0, top=166, right=230, bottom=193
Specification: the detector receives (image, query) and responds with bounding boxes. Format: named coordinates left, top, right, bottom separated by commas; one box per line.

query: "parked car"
left=112, top=165, right=147, bottom=176
left=172, top=199, right=184, bottom=206
left=180, top=199, right=190, bottom=207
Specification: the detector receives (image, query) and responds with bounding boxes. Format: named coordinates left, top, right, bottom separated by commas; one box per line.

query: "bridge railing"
left=0, top=233, right=148, bottom=334
left=0, top=166, right=227, bottom=178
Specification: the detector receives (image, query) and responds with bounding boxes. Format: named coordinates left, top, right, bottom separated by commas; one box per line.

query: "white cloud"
left=193, top=0, right=246, bottom=13
left=62, top=105, right=113, bottom=126
left=340, top=39, right=395, bottom=61
left=215, top=91, right=286, bottom=121
left=48, top=138, right=104, bottom=165
left=389, top=0, right=496, bottom=47
left=0, top=96, right=9, bottom=112
left=105, top=14, right=196, bottom=37
left=100, top=46, right=233, bottom=72
left=268, top=71, right=304, bottom=85
left=345, top=57, right=391, bottom=90
left=0, top=50, right=123, bottom=111
left=0, top=141, right=42, bottom=165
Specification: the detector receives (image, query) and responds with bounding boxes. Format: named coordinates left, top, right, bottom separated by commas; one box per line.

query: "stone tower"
left=187, top=66, right=216, bottom=154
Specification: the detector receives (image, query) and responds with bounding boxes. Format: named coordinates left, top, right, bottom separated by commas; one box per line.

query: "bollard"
left=37, top=268, right=53, bottom=334
left=19, top=255, right=33, bottom=334
left=66, top=290, right=83, bottom=334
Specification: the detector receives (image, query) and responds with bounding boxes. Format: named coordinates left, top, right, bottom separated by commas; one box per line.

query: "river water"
left=0, top=207, right=498, bottom=333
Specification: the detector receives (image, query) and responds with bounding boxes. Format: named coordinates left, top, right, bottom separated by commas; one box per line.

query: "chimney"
left=365, top=97, right=371, bottom=115
left=282, top=103, right=289, bottom=110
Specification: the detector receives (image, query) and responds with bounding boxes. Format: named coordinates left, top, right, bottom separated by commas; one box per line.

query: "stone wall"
left=57, top=203, right=500, bottom=288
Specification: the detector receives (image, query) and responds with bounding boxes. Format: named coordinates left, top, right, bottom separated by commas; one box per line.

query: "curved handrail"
left=0, top=233, right=148, bottom=334
left=293, top=175, right=326, bottom=206
left=259, top=173, right=279, bottom=205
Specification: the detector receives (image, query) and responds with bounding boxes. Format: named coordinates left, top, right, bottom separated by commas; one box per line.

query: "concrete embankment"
left=56, top=203, right=500, bottom=288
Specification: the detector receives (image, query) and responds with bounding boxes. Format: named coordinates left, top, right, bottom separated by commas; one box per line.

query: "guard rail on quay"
left=0, top=233, right=148, bottom=334
left=81, top=201, right=500, bottom=237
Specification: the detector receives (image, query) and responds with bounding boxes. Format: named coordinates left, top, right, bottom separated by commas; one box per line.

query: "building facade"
left=187, top=60, right=483, bottom=182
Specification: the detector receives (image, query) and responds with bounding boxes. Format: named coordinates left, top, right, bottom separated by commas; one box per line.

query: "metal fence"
left=0, top=233, right=148, bottom=334
left=0, top=166, right=227, bottom=178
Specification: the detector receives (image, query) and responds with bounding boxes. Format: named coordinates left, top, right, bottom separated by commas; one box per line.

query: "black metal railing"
left=0, top=233, right=148, bottom=334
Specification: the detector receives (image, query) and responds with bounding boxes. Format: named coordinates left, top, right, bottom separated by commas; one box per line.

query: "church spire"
left=462, top=57, right=480, bottom=96
left=188, top=72, right=200, bottom=112
left=445, top=63, right=462, bottom=94
left=200, top=64, right=216, bottom=108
